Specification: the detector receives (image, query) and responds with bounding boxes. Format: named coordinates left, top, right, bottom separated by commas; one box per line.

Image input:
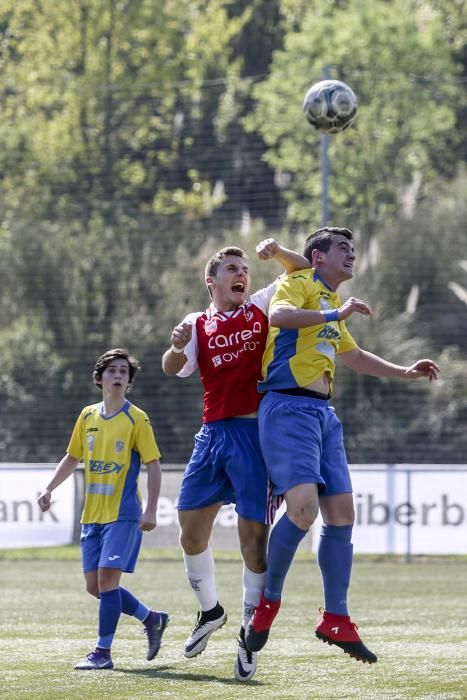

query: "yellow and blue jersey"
left=259, top=269, right=357, bottom=395
left=67, top=400, right=161, bottom=524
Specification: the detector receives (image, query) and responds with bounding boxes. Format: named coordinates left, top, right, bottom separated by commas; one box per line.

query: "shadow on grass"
left=117, top=665, right=266, bottom=686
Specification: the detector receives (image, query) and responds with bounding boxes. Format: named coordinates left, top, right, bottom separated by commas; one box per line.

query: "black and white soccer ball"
left=303, top=80, right=357, bottom=134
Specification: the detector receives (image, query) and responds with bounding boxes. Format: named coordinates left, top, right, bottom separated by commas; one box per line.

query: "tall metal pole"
left=320, top=132, right=329, bottom=227
left=320, top=65, right=330, bottom=227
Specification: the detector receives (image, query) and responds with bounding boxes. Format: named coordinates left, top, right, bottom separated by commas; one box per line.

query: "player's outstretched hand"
left=404, top=359, right=440, bottom=382
left=38, top=489, right=52, bottom=512
left=256, top=238, right=279, bottom=260
left=171, top=321, right=192, bottom=351
left=338, top=297, right=372, bottom=320
left=140, top=509, right=157, bottom=531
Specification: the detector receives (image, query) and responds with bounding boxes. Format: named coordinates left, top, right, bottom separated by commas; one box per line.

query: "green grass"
left=1, top=550, right=466, bottom=699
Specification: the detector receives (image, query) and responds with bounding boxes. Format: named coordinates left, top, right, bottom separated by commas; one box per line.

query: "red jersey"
left=178, top=285, right=275, bottom=422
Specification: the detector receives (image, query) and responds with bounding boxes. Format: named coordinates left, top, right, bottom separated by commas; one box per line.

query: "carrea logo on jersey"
left=207, top=321, right=262, bottom=349
left=115, top=440, right=124, bottom=453
left=89, top=460, right=124, bottom=474
left=87, top=435, right=95, bottom=450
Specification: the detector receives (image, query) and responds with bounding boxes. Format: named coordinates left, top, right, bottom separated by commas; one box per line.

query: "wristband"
left=171, top=345, right=185, bottom=354
left=323, top=309, right=339, bottom=322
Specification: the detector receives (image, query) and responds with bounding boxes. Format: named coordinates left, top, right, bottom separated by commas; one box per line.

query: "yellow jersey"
left=67, top=400, right=161, bottom=524
left=259, top=269, right=357, bottom=395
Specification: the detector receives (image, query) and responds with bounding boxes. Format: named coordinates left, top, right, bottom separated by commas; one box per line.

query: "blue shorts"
left=80, top=520, right=142, bottom=573
left=177, top=418, right=278, bottom=524
left=258, top=391, right=352, bottom=497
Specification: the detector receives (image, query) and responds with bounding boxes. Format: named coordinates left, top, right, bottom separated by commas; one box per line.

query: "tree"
left=246, top=0, right=463, bottom=241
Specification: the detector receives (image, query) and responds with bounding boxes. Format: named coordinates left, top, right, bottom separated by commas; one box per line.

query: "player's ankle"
left=201, top=601, right=224, bottom=621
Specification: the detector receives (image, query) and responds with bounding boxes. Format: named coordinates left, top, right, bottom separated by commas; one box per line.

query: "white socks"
left=242, top=565, right=266, bottom=628
left=183, top=552, right=266, bottom=624
left=183, top=548, right=218, bottom=611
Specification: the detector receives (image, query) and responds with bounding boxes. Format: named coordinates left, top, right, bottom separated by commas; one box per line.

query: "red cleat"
left=244, top=595, right=281, bottom=652
left=315, top=610, right=377, bottom=664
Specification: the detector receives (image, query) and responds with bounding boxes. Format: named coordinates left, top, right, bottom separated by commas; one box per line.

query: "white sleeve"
left=176, top=312, right=202, bottom=377
left=249, top=280, right=278, bottom=316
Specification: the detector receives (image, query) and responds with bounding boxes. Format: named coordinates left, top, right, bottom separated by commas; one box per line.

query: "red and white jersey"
left=178, top=283, right=276, bottom=422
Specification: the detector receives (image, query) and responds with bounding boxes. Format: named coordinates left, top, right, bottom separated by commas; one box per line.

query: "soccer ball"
left=303, top=80, right=357, bottom=134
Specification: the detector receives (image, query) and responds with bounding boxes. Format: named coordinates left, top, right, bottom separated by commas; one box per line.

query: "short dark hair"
left=93, top=348, right=141, bottom=392
left=303, top=227, right=353, bottom=263
left=204, top=246, right=246, bottom=297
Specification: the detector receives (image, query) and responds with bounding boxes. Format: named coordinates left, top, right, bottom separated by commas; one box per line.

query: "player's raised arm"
left=270, top=296, right=372, bottom=329
left=256, top=238, right=310, bottom=274
left=339, top=347, right=440, bottom=382
left=162, top=321, right=192, bottom=375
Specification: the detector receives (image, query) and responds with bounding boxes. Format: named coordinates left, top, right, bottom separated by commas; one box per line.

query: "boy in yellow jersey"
left=38, top=349, right=168, bottom=670
left=245, top=227, right=439, bottom=663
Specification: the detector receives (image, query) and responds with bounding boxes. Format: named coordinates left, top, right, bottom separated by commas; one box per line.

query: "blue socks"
left=97, top=588, right=151, bottom=649
left=317, top=524, right=353, bottom=616
left=265, top=518, right=353, bottom=614
left=264, top=514, right=308, bottom=601
left=119, top=586, right=150, bottom=622
left=98, top=588, right=122, bottom=649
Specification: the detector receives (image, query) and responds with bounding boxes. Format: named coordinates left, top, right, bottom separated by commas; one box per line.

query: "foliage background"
left=0, top=0, right=466, bottom=464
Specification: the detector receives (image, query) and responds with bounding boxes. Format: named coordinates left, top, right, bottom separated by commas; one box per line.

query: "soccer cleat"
left=234, top=625, right=257, bottom=682
left=184, top=605, right=227, bottom=658
left=74, top=648, right=113, bottom=670
left=315, top=609, right=378, bottom=664
left=244, top=595, right=281, bottom=652
left=144, top=610, right=169, bottom=660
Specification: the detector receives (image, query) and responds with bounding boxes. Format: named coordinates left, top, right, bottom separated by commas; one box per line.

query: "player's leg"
left=76, top=521, right=169, bottom=669
left=237, top=516, right=268, bottom=624
left=119, top=587, right=169, bottom=661
left=245, top=393, right=324, bottom=652
left=177, top=423, right=233, bottom=658
left=113, top=520, right=169, bottom=661
left=179, top=505, right=227, bottom=657
left=84, top=568, right=99, bottom=598
left=236, top=517, right=268, bottom=681
left=315, top=498, right=377, bottom=663
left=75, top=520, right=124, bottom=671
left=75, top=565, right=122, bottom=669
left=74, top=524, right=114, bottom=670
left=245, top=483, right=318, bottom=652
left=315, top=409, right=377, bottom=663
left=317, top=492, right=354, bottom=616
left=221, top=417, right=271, bottom=681
left=96, top=565, right=123, bottom=656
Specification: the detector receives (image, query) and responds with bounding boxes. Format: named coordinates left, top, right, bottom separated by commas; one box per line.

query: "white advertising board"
left=1, top=464, right=466, bottom=554
left=143, top=465, right=467, bottom=555
left=0, top=465, right=75, bottom=548
left=346, top=467, right=467, bottom=555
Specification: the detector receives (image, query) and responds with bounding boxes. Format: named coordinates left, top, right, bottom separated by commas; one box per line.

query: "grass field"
left=0, top=549, right=466, bottom=700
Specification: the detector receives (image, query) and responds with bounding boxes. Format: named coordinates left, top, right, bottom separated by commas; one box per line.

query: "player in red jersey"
left=162, top=239, right=309, bottom=681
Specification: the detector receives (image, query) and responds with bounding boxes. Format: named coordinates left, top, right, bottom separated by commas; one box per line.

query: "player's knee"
left=240, top=539, right=267, bottom=572
left=85, top=581, right=99, bottom=598
left=238, top=521, right=268, bottom=571
left=321, top=496, right=355, bottom=526
left=288, top=501, right=319, bottom=530
left=179, top=529, right=208, bottom=555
